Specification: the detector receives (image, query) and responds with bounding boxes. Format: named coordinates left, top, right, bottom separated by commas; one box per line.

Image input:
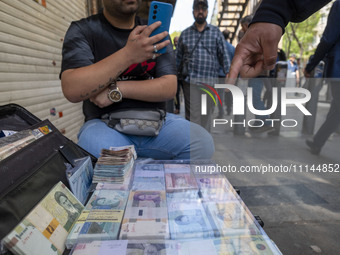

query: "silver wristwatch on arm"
left=107, top=80, right=122, bottom=103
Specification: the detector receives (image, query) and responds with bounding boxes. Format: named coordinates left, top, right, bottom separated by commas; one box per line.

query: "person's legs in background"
left=263, top=78, right=273, bottom=109
left=306, top=81, right=340, bottom=154
left=182, top=80, right=191, bottom=121
left=182, top=81, right=214, bottom=132
left=248, top=77, right=273, bottom=132
left=216, top=88, right=225, bottom=119
left=225, top=91, right=233, bottom=115
left=174, top=79, right=182, bottom=114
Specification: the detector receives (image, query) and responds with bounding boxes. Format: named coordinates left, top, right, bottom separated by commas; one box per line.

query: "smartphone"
left=147, top=1, right=173, bottom=54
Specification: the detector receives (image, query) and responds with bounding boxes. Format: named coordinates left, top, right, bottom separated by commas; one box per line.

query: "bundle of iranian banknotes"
left=92, top=146, right=136, bottom=185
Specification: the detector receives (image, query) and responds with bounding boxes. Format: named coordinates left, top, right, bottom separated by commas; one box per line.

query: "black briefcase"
left=0, top=104, right=96, bottom=253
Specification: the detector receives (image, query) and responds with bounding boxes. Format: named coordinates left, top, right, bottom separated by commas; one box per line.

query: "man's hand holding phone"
left=123, top=21, right=170, bottom=64
left=123, top=1, right=172, bottom=64
left=147, top=1, right=173, bottom=54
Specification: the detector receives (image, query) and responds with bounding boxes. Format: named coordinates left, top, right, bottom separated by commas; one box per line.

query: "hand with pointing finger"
left=228, top=22, right=282, bottom=79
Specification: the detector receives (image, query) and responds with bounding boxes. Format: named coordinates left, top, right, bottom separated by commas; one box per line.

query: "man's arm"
left=61, top=22, right=172, bottom=104
left=251, top=0, right=331, bottom=33
left=305, top=0, right=340, bottom=74
left=89, top=75, right=177, bottom=108
left=228, top=0, right=331, bottom=79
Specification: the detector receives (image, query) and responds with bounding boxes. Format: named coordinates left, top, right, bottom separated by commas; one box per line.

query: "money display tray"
left=0, top=104, right=281, bottom=254
left=67, top=159, right=282, bottom=255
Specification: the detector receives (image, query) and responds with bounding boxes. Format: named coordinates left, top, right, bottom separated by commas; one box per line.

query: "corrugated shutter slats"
left=0, top=0, right=87, bottom=142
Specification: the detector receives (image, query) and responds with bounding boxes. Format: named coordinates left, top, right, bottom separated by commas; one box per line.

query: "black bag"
left=178, top=31, right=205, bottom=80
left=179, top=57, right=189, bottom=80
left=0, top=104, right=96, bottom=251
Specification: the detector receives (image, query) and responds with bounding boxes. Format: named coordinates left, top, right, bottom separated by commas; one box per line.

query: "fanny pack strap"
left=107, top=109, right=165, bottom=120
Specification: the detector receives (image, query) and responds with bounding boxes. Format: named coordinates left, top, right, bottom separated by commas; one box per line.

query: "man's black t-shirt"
left=61, top=13, right=176, bottom=122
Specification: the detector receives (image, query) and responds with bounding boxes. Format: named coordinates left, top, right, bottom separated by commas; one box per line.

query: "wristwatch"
left=107, top=80, right=122, bottom=103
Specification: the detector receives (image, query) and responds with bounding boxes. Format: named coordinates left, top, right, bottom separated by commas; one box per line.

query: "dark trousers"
left=314, top=81, right=340, bottom=148
left=182, top=80, right=214, bottom=131
left=225, top=91, right=233, bottom=115
left=217, top=88, right=225, bottom=117
left=174, top=79, right=183, bottom=111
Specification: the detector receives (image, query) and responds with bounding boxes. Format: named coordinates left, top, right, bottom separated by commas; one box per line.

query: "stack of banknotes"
left=167, top=189, right=215, bottom=239
left=164, top=164, right=198, bottom=192
left=3, top=182, right=84, bottom=255
left=92, top=146, right=136, bottom=185
left=66, top=188, right=129, bottom=249
left=0, top=125, right=52, bottom=161
left=119, top=190, right=169, bottom=240
left=195, top=173, right=262, bottom=238
left=66, top=156, right=94, bottom=205
left=132, top=163, right=165, bottom=191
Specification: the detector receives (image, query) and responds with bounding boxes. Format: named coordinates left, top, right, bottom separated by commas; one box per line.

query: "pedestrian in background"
left=217, top=29, right=235, bottom=117
left=173, top=36, right=182, bottom=115
left=304, top=0, right=340, bottom=155
left=287, top=53, right=300, bottom=88
left=237, top=15, right=253, bottom=43
left=176, top=0, right=230, bottom=130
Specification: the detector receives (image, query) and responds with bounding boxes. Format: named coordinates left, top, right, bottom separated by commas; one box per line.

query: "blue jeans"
left=78, top=113, right=214, bottom=160
left=248, top=78, right=270, bottom=125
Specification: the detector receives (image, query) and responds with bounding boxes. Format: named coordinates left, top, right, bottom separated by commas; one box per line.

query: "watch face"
left=109, top=90, right=122, bottom=102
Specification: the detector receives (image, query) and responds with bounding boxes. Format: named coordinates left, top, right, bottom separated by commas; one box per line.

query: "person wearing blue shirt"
left=287, top=53, right=300, bottom=88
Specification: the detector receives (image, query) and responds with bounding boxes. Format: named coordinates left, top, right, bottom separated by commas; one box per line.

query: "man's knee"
left=77, top=119, right=131, bottom=158
left=189, top=123, right=215, bottom=159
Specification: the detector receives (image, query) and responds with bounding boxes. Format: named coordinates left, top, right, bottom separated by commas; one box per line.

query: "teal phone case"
left=148, top=1, right=173, bottom=54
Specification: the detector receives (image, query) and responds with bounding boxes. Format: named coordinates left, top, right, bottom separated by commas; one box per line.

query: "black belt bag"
left=102, top=109, right=166, bottom=136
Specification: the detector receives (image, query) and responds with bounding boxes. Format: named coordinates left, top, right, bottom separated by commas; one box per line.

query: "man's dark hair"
left=222, top=29, right=230, bottom=40
left=193, top=0, right=208, bottom=9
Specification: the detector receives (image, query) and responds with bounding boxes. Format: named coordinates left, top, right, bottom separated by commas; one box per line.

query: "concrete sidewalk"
left=210, top=101, right=340, bottom=254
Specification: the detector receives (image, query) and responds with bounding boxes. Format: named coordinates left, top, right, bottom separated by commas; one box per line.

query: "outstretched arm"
left=305, top=0, right=340, bottom=75
left=228, top=0, right=331, bottom=79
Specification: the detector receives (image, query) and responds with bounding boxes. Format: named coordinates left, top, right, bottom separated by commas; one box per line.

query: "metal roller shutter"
left=0, top=0, right=87, bottom=141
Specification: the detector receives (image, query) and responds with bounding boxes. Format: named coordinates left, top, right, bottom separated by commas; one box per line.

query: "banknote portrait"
left=54, top=191, right=82, bottom=231
left=132, top=191, right=162, bottom=207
